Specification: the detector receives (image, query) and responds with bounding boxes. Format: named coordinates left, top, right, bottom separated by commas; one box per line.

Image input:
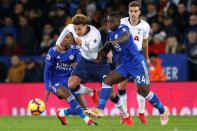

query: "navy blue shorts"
left=71, top=57, right=111, bottom=83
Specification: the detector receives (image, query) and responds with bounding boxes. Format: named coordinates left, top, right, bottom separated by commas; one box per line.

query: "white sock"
left=115, top=98, right=129, bottom=118
left=59, top=110, right=65, bottom=117
left=137, top=93, right=146, bottom=114
left=119, top=94, right=127, bottom=112
left=75, top=84, right=93, bottom=96
left=83, top=116, right=90, bottom=123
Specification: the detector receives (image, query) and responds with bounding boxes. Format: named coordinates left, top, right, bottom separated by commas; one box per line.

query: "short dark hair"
left=129, top=1, right=141, bottom=10
left=108, top=12, right=121, bottom=20
left=72, top=14, right=87, bottom=25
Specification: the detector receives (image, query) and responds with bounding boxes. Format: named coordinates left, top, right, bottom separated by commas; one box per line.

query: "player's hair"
left=108, top=12, right=121, bottom=20
left=129, top=1, right=141, bottom=10
left=72, top=14, right=87, bottom=25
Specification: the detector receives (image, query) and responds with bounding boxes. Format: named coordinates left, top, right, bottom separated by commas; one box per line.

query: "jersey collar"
left=128, top=17, right=141, bottom=26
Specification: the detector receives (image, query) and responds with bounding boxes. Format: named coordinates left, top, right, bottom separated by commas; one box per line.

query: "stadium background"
left=0, top=0, right=197, bottom=117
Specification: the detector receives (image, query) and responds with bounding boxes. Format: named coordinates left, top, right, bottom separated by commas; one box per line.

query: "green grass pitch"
left=0, top=116, right=196, bottom=131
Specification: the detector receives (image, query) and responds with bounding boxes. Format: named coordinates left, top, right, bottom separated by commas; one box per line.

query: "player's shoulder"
left=120, top=17, right=129, bottom=24
left=139, top=19, right=150, bottom=28
left=119, top=24, right=130, bottom=32
left=48, top=45, right=59, bottom=56
left=66, top=24, right=74, bottom=29
left=89, top=25, right=100, bottom=35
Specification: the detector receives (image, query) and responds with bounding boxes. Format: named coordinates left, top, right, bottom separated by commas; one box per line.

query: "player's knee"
left=68, top=77, right=81, bottom=90
left=57, top=87, right=70, bottom=99
left=138, top=90, right=150, bottom=97
left=68, top=81, right=77, bottom=90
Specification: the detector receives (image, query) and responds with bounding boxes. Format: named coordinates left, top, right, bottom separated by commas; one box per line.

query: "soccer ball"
left=28, top=98, right=45, bottom=116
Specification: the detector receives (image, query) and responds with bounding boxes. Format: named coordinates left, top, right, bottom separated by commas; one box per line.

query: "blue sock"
left=65, top=95, right=83, bottom=115
left=118, top=89, right=126, bottom=96
left=97, top=83, right=112, bottom=110
left=79, top=113, right=86, bottom=119
left=145, top=91, right=164, bottom=114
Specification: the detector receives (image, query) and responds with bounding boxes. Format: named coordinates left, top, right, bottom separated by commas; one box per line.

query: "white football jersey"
left=56, top=24, right=102, bottom=61
left=121, top=17, right=150, bottom=51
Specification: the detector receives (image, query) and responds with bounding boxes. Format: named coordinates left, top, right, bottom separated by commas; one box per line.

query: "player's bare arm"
left=109, top=32, right=130, bottom=45
left=94, top=43, right=113, bottom=63
left=142, top=39, right=150, bottom=66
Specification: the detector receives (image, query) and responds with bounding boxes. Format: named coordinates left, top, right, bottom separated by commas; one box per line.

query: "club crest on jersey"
left=114, top=34, right=118, bottom=39
left=46, top=54, right=51, bottom=60
left=69, top=55, right=74, bottom=60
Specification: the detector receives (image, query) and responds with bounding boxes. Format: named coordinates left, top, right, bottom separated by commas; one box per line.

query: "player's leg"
left=87, top=63, right=131, bottom=123
left=75, top=95, right=88, bottom=110
left=56, top=86, right=97, bottom=125
left=134, top=79, right=148, bottom=124
left=118, top=79, right=128, bottom=124
left=110, top=87, right=134, bottom=125
left=84, top=71, right=125, bottom=117
left=69, top=60, right=99, bottom=107
left=118, top=79, right=128, bottom=110
left=135, top=60, right=168, bottom=125
left=74, top=84, right=99, bottom=107
left=85, top=67, right=130, bottom=118
left=136, top=84, right=169, bottom=125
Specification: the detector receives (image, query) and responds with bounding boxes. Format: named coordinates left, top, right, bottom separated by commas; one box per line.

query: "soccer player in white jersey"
left=56, top=14, right=133, bottom=125
left=118, top=1, right=150, bottom=124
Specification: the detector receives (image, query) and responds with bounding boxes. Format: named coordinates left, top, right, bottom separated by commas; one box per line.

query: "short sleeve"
left=45, top=47, right=57, bottom=65
left=143, top=24, right=150, bottom=39
left=73, top=49, right=81, bottom=63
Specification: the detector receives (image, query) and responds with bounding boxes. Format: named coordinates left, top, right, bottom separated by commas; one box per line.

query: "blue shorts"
left=71, top=57, right=111, bottom=83
left=114, top=57, right=150, bottom=86
left=49, top=80, right=81, bottom=98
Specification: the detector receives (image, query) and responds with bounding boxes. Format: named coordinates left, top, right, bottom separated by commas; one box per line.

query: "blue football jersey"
left=107, top=24, right=142, bottom=64
left=45, top=44, right=81, bottom=82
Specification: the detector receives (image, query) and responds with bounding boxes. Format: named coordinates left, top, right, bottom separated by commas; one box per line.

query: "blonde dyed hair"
left=72, top=14, right=87, bottom=25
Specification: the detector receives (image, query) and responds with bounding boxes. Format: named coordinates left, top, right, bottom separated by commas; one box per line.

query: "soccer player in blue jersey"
left=44, top=31, right=97, bottom=126
left=85, top=13, right=169, bottom=126
left=56, top=14, right=133, bottom=125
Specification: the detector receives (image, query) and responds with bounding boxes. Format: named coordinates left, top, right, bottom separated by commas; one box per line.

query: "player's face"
left=129, top=6, right=141, bottom=21
left=61, top=33, right=74, bottom=50
left=74, top=24, right=87, bottom=36
left=107, top=16, right=119, bottom=31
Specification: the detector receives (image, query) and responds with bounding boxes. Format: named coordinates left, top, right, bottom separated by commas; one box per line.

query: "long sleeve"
left=44, top=64, right=52, bottom=90
left=56, top=25, right=71, bottom=46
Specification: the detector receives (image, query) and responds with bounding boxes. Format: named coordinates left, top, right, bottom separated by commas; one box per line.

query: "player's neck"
left=130, top=18, right=140, bottom=26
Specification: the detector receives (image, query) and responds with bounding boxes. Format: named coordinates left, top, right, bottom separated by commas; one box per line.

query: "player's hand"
left=44, top=90, right=50, bottom=102
left=146, top=58, right=151, bottom=67
left=56, top=45, right=65, bottom=53
left=107, top=50, right=113, bottom=64
left=75, top=38, right=82, bottom=47
left=107, top=40, right=118, bottom=45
